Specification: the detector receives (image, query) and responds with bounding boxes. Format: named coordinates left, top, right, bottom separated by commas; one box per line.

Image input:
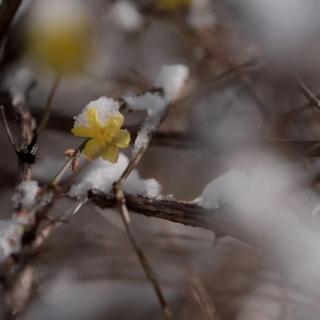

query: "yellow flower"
left=158, top=0, right=191, bottom=11
left=27, top=0, right=92, bottom=73
left=71, top=108, right=130, bottom=163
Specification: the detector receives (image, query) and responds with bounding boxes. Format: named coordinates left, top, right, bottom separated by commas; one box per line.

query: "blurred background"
left=1, top=0, right=320, bottom=319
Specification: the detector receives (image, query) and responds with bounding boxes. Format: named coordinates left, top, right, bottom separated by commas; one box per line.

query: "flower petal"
left=83, top=139, right=104, bottom=160
left=104, top=113, right=124, bottom=130
left=101, top=145, right=119, bottom=163
left=115, top=129, right=130, bottom=148
left=71, top=126, right=95, bottom=138
left=86, top=107, right=101, bottom=129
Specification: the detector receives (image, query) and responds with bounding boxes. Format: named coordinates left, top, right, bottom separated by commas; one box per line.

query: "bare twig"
left=114, top=189, right=173, bottom=319
left=0, top=0, right=23, bottom=44
left=112, top=107, right=173, bottom=318
left=0, top=105, right=17, bottom=152
left=36, top=74, right=61, bottom=135
left=51, top=139, right=88, bottom=186
left=190, top=277, right=220, bottom=320
left=34, top=200, right=86, bottom=248
left=297, top=76, right=320, bottom=110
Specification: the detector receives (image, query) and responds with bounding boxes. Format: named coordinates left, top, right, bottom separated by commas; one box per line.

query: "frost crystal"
left=154, top=64, right=189, bottom=102
left=69, top=153, right=161, bottom=199
left=12, top=180, right=39, bottom=210
left=74, top=97, right=120, bottom=127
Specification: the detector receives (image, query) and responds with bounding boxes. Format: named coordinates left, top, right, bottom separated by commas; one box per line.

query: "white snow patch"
left=154, top=64, right=189, bottom=102
left=12, top=180, right=39, bottom=210
left=132, top=110, right=162, bottom=157
left=199, top=170, right=248, bottom=209
left=0, top=220, right=23, bottom=261
left=125, top=92, right=166, bottom=113
left=74, top=97, right=120, bottom=127
left=4, top=68, right=35, bottom=106
left=69, top=153, right=161, bottom=199
left=110, top=1, right=143, bottom=32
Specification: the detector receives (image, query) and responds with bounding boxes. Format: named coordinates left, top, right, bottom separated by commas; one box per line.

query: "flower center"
left=96, top=127, right=114, bottom=142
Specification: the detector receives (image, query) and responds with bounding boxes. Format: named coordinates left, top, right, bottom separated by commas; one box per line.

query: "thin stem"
left=113, top=110, right=173, bottom=319
left=0, top=105, right=17, bottom=152
left=34, top=200, right=87, bottom=248
left=115, top=189, right=173, bottom=320
left=297, top=76, right=320, bottom=110
left=36, top=73, right=61, bottom=135
left=51, top=139, right=88, bottom=186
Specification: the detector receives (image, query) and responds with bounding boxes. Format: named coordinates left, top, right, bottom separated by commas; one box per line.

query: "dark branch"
left=88, top=190, right=245, bottom=242
left=0, top=0, right=23, bottom=45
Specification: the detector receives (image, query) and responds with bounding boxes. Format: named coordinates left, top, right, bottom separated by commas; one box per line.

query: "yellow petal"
left=104, top=113, right=124, bottom=130
left=115, top=129, right=130, bottom=148
left=86, top=108, right=101, bottom=129
left=71, top=126, right=95, bottom=138
left=101, top=145, right=119, bottom=163
left=83, top=139, right=104, bottom=160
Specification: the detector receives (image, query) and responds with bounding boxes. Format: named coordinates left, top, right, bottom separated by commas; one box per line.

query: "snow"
left=125, top=92, right=166, bottom=157
left=124, top=92, right=166, bottom=113
left=129, top=64, right=189, bottom=155
left=199, top=170, right=248, bottom=209
left=69, top=153, right=161, bottom=199
left=199, top=163, right=311, bottom=210
left=110, top=1, right=143, bottom=32
left=4, top=67, right=35, bottom=106
left=12, top=180, right=40, bottom=211
left=154, top=64, right=189, bottom=102
left=74, top=97, right=120, bottom=127
left=0, top=219, right=23, bottom=262
left=132, top=110, right=162, bottom=157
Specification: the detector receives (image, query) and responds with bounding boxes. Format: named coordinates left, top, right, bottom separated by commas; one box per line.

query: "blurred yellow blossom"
left=158, top=0, right=191, bottom=11
left=71, top=98, right=130, bottom=163
left=27, top=0, right=92, bottom=73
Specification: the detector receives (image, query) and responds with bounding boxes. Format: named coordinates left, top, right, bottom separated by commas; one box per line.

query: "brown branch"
left=0, top=0, right=23, bottom=44
left=89, top=190, right=245, bottom=243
